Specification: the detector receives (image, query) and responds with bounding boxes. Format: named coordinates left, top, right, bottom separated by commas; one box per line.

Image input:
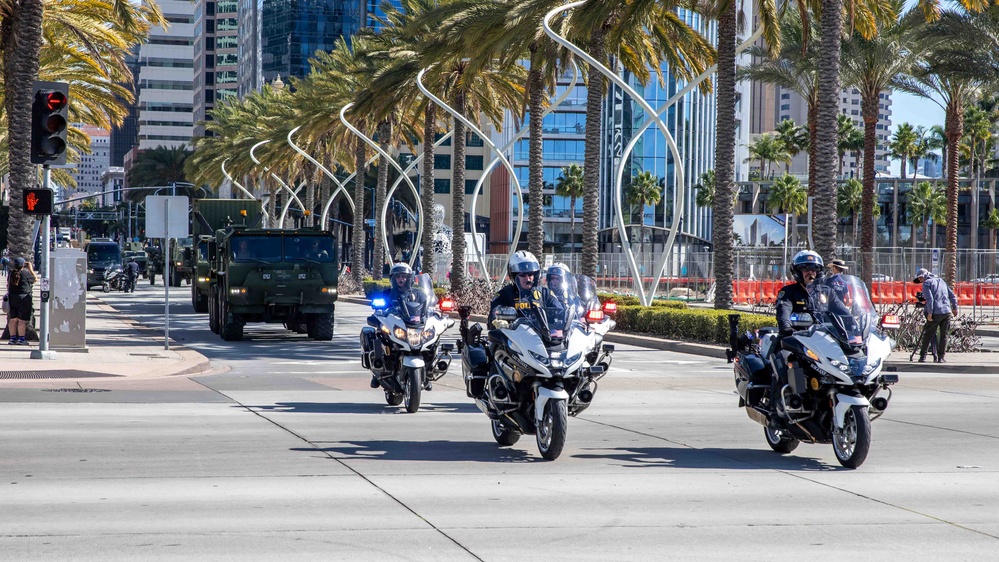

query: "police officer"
left=125, top=257, right=140, bottom=293
left=488, top=251, right=562, bottom=328
left=369, top=263, right=427, bottom=388
left=776, top=250, right=824, bottom=336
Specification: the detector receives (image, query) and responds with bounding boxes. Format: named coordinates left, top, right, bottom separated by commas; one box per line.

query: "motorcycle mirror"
left=458, top=305, right=472, bottom=319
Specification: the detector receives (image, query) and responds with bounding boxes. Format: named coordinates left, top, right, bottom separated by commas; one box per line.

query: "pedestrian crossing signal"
left=23, top=188, right=53, bottom=215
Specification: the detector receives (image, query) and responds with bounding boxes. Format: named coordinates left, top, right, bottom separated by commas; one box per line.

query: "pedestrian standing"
left=6, top=257, right=36, bottom=345
left=913, top=268, right=958, bottom=363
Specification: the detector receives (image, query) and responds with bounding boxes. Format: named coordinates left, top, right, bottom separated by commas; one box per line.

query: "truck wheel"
left=311, top=312, right=334, bottom=341
left=193, top=289, right=208, bottom=313
left=208, top=290, right=220, bottom=334
left=171, top=268, right=182, bottom=287
left=220, top=301, right=243, bottom=341
left=149, top=273, right=156, bottom=286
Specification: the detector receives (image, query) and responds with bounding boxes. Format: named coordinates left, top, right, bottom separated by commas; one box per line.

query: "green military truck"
left=144, top=237, right=193, bottom=287
left=208, top=227, right=338, bottom=341
left=190, top=199, right=263, bottom=313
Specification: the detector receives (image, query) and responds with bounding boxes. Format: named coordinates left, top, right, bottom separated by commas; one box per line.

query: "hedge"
left=362, top=278, right=392, bottom=298
left=613, top=305, right=775, bottom=344
left=597, top=293, right=687, bottom=309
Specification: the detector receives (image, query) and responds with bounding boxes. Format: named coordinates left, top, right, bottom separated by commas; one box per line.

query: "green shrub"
left=613, top=306, right=775, bottom=344
left=597, top=293, right=687, bottom=309
left=650, top=300, right=687, bottom=309
left=433, top=287, right=448, bottom=300
left=362, top=278, right=392, bottom=299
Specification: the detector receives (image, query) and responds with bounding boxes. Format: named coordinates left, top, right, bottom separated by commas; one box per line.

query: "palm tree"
left=2, top=0, right=164, bottom=257
left=899, top=7, right=999, bottom=283
left=745, top=133, right=790, bottom=180
left=984, top=208, right=999, bottom=251
left=626, top=170, right=661, bottom=258
left=909, top=126, right=939, bottom=175
left=837, top=177, right=863, bottom=243
left=554, top=163, right=584, bottom=254
left=836, top=114, right=864, bottom=178
left=907, top=181, right=947, bottom=248
left=127, top=146, right=193, bottom=201
left=774, top=118, right=809, bottom=174
left=888, top=122, right=919, bottom=179
left=694, top=169, right=717, bottom=208
left=767, top=173, right=807, bottom=246
left=926, top=124, right=948, bottom=178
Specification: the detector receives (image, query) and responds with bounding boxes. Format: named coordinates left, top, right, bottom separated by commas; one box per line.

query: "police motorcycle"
left=457, top=270, right=604, bottom=460
left=730, top=275, right=900, bottom=468
left=103, top=264, right=124, bottom=293
left=360, top=273, right=455, bottom=413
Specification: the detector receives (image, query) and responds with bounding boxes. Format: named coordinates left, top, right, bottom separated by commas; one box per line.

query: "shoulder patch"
left=777, top=290, right=785, bottom=299
left=533, top=289, right=540, bottom=300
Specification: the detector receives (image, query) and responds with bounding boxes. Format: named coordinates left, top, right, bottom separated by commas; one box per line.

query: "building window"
left=780, top=104, right=790, bottom=111
left=781, top=93, right=790, bottom=100
left=465, top=155, right=483, bottom=170
left=465, top=180, right=480, bottom=195
left=434, top=132, right=451, bottom=146
left=434, top=179, right=450, bottom=193
left=467, top=132, right=484, bottom=147
left=434, top=154, right=451, bottom=169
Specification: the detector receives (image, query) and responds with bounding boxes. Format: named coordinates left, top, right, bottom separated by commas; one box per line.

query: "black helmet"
left=790, top=250, right=824, bottom=284
left=389, top=262, right=413, bottom=292
left=508, top=250, right=541, bottom=289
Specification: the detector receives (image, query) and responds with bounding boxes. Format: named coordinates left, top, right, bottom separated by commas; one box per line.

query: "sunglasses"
left=517, top=273, right=533, bottom=278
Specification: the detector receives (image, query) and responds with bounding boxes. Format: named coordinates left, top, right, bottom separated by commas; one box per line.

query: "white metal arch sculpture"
left=249, top=140, right=307, bottom=228
left=468, top=59, right=580, bottom=286
left=338, top=104, right=424, bottom=270
left=287, top=126, right=356, bottom=220
left=416, top=66, right=525, bottom=291
left=544, top=2, right=765, bottom=304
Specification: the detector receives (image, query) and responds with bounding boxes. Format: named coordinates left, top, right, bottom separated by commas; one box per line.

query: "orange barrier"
left=979, top=285, right=999, bottom=307
left=956, top=283, right=976, bottom=307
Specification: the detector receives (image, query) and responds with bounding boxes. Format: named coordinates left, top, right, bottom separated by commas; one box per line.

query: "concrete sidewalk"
left=0, top=292, right=211, bottom=383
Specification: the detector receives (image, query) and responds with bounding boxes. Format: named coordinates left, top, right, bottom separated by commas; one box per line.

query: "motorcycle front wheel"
left=491, top=419, right=520, bottom=446
left=404, top=368, right=422, bottom=413
left=832, top=405, right=872, bottom=468
left=102, top=283, right=110, bottom=293
left=537, top=399, right=568, bottom=460
left=764, top=426, right=800, bottom=454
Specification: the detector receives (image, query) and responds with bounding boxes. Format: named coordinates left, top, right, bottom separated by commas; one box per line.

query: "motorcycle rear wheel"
left=537, top=399, right=568, bottom=460
left=764, top=426, right=800, bottom=454
left=491, top=420, right=520, bottom=446
left=832, top=405, right=872, bottom=469
left=404, top=368, right=422, bottom=413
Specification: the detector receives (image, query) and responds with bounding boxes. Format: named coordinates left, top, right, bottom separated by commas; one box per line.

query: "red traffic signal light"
left=30, top=81, right=69, bottom=165
left=23, top=188, right=54, bottom=215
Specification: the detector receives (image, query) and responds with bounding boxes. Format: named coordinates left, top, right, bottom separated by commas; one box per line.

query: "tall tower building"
left=194, top=0, right=240, bottom=137
left=134, top=0, right=196, bottom=149
left=71, top=126, right=111, bottom=197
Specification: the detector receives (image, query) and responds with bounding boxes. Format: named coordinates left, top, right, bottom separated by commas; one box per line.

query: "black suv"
left=86, top=241, right=122, bottom=289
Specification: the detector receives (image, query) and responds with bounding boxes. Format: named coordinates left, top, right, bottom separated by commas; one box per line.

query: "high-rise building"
left=193, top=0, right=240, bottom=137
left=134, top=0, right=196, bottom=150
left=71, top=126, right=111, bottom=197
left=366, top=0, right=402, bottom=30
left=109, top=50, right=142, bottom=166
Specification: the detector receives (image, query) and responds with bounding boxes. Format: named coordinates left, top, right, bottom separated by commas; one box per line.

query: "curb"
left=340, top=294, right=999, bottom=373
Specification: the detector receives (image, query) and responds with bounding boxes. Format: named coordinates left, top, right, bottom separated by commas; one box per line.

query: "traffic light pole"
left=31, top=165, right=56, bottom=360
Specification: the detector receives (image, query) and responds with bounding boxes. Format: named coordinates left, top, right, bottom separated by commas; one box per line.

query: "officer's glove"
left=492, top=320, right=509, bottom=330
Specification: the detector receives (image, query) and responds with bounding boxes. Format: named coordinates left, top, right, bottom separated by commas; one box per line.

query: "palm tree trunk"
left=1, top=0, right=45, bottom=259
left=808, top=103, right=818, bottom=196
left=373, top=119, right=391, bottom=280
left=351, top=129, right=367, bottom=285
left=900, top=157, right=907, bottom=180
left=814, top=0, right=843, bottom=260
left=527, top=67, right=545, bottom=259
left=860, top=95, right=878, bottom=287
left=570, top=195, right=577, bottom=255
left=581, top=27, right=606, bottom=279
left=450, top=90, right=468, bottom=297
left=944, top=101, right=964, bottom=285
left=712, top=1, right=736, bottom=309
left=922, top=220, right=930, bottom=249
left=421, top=105, right=436, bottom=276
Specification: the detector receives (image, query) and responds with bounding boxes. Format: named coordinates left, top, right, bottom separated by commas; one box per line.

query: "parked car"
left=972, top=274, right=999, bottom=284
left=871, top=273, right=894, bottom=282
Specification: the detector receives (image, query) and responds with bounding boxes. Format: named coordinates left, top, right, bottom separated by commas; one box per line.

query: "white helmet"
left=508, top=250, right=541, bottom=287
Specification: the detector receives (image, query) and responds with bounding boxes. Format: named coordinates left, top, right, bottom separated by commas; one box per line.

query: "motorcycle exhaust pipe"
left=437, top=360, right=448, bottom=372
left=787, top=394, right=803, bottom=411
left=578, top=389, right=593, bottom=403
left=372, top=358, right=384, bottom=370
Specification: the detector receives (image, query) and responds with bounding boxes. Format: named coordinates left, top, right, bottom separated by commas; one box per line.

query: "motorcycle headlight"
left=566, top=352, right=582, bottom=366
left=529, top=350, right=549, bottom=365
left=407, top=328, right=422, bottom=347
left=421, top=326, right=436, bottom=342
left=393, top=327, right=407, bottom=340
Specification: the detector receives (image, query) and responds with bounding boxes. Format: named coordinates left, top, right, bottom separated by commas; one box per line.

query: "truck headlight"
left=321, top=286, right=336, bottom=294
left=175, top=261, right=183, bottom=267
left=199, top=277, right=211, bottom=283
left=229, top=287, right=247, bottom=295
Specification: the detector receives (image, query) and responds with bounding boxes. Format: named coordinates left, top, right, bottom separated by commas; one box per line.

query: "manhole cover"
left=0, top=370, right=122, bottom=380
left=41, top=388, right=111, bottom=393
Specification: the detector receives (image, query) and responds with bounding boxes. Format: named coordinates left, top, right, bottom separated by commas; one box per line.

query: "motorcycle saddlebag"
left=463, top=343, right=489, bottom=397
left=360, top=327, right=376, bottom=369
left=742, top=354, right=769, bottom=385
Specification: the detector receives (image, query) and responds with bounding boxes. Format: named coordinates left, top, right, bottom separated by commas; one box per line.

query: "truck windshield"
left=285, top=236, right=335, bottom=263
left=231, top=236, right=281, bottom=262
left=88, top=245, right=120, bottom=263
left=197, top=242, right=209, bottom=260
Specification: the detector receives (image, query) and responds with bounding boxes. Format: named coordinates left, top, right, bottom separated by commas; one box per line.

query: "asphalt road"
left=2, top=280, right=998, bottom=560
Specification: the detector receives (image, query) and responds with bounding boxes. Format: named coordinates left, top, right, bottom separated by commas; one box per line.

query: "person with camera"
left=913, top=268, right=957, bottom=363
left=6, top=257, right=36, bottom=345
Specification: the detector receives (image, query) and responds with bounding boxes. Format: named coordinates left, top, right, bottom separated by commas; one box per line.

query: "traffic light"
left=23, top=188, right=53, bottom=215
left=30, top=81, right=69, bottom=165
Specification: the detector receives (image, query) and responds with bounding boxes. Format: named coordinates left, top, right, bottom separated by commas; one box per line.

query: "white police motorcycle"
left=459, top=271, right=605, bottom=460
left=360, top=273, right=455, bottom=413
left=731, top=275, right=899, bottom=468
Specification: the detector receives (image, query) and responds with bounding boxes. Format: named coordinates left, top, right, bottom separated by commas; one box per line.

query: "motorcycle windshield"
left=394, top=273, right=435, bottom=325
left=575, top=275, right=601, bottom=311
left=809, top=274, right=876, bottom=346
left=543, top=266, right=578, bottom=308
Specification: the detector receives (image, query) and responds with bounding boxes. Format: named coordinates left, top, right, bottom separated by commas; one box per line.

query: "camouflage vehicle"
left=189, top=199, right=263, bottom=313
left=145, top=237, right=193, bottom=287
left=208, top=227, right=338, bottom=341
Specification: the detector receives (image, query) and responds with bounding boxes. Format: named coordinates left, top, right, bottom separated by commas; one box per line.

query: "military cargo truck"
left=144, top=237, right=192, bottom=287
left=190, top=199, right=263, bottom=313
left=208, top=227, right=338, bottom=341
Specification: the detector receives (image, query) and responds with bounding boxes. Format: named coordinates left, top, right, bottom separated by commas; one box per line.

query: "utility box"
left=49, top=248, right=87, bottom=350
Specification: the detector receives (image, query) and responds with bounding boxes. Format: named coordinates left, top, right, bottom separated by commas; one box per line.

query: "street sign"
left=145, top=196, right=189, bottom=238
left=23, top=188, right=53, bottom=215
